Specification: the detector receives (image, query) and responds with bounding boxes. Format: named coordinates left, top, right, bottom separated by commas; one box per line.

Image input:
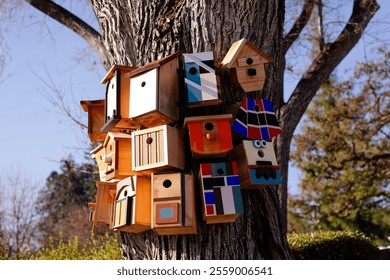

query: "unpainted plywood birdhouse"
left=183, top=51, right=222, bottom=107
left=126, top=52, right=180, bottom=128
left=88, top=181, right=117, bottom=231
left=221, top=38, right=271, bottom=92
left=184, top=114, right=233, bottom=158
left=90, top=131, right=141, bottom=182
left=132, top=124, right=185, bottom=172
left=112, top=176, right=151, bottom=233
left=152, top=172, right=197, bottom=235
left=101, top=65, right=140, bottom=133
left=230, top=139, right=281, bottom=189
left=199, top=161, right=243, bottom=224
left=80, top=99, right=106, bottom=142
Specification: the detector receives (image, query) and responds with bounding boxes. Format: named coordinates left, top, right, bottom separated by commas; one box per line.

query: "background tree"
left=289, top=46, right=390, bottom=245
left=1, top=0, right=379, bottom=259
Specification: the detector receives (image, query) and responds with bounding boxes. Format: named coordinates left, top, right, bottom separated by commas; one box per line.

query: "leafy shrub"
left=288, top=231, right=383, bottom=260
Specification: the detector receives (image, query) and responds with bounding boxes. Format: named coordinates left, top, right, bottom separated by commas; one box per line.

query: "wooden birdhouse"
left=183, top=51, right=222, bottom=107
left=80, top=99, right=106, bottom=142
left=221, top=38, right=271, bottom=92
left=88, top=181, right=116, bottom=231
left=126, top=52, right=180, bottom=128
left=230, top=140, right=281, bottom=189
left=101, top=65, right=140, bottom=133
left=199, top=161, right=243, bottom=224
left=152, top=172, right=197, bottom=235
left=90, top=131, right=139, bottom=182
left=112, top=176, right=151, bottom=233
left=132, top=125, right=185, bottom=172
left=184, top=114, right=233, bottom=158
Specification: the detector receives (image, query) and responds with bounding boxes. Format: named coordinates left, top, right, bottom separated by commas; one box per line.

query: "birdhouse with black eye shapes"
left=88, top=181, right=117, bottom=231
left=152, top=172, right=197, bottom=235
left=183, top=51, right=222, bottom=107
left=80, top=99, right=106, bottom=142
left=126, top=52, right=180, bottom=128
left=230, top=139, right=281, bottom=189
left=184, top=114, right=233, bottom=158
left=112, top=176, right=151, bottom=233
left=100, top=65, right=140, bottom=133
left=221, top=38, right=271, bottom=92
left=132, top=124, right=185, bottom=172
left=90, top=131, right=139, bottom=182
left=199, top=161, right=243, bottom=224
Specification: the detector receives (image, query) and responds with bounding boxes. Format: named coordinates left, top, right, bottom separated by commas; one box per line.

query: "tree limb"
left=25, top=0, right=108, bottom=66
left=283, top=0, right=315, bottom=55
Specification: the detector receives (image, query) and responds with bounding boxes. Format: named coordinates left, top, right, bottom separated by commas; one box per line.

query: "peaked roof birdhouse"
left=80, top=99, right=106, bottom=142
left=100, top=65, right=140, bottom=133
left=221, top=38, right=271, bottom=92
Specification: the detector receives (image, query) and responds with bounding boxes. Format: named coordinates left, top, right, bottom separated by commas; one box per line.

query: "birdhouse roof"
left=221, top=39, right=272, bottom=69
left=101, top=65, right=138, bottom=84
left=103, top=131, right=131, bottom=147
left=183, top=114, right=232, bottom=128
left=80, top=99, right=105, bottom=112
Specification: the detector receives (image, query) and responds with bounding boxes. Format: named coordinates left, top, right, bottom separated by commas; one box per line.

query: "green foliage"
left=288, top=231, right=382, bottom=260
left=289, top=46, right=390, bottom=245
left=32, top=232, right=122, bottom=260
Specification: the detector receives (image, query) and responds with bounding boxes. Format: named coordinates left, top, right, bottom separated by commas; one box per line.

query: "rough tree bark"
left=26, top=0, right=379, bottom=259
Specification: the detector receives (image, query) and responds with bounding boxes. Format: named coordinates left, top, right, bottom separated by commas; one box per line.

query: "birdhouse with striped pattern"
left=184, top=114, right=233, bottom=158
left=230, top=139, right=281, bottom=189
left=112, top=176, right=151, bottom=233
left=152, top=172, right=197, bottom=235
left=199, top=161, right=243, bottom=224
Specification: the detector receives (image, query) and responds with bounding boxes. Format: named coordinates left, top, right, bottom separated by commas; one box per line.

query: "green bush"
left=287, top=231, right=383, bottom=260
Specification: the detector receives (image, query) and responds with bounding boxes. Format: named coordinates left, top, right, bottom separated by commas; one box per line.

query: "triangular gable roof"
left=103, top=131, right=131, bottom=147
left=221, top=38, right=272, bottom=69
left=101, top=65, right=138, bottom=84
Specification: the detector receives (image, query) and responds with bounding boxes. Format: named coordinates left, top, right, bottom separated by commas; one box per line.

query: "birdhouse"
left=126, top=52, right=180, bottom=128
left=221, top=38, right=271, bottom=92
left=90, top=131, right=140, bottom=182
left=232, top=97, right=281, bottom=139
left=88, top=181, right=117, bottom=231
left=132, top=124, right=185, bottom=172
left=230, top=140, right=281, bottom=189
left=112, top=176, right=151, bottom=233
left=152, top=172, right=197, bottom=235
left=199, top=161, right=243, bottom=224
left=80, top=99, right=106, bottom=142
left=183, top=51, right=222, bottom=107
left=184, top=114, right=233, bottom=158
left=100, top=65, right=140, bottom=133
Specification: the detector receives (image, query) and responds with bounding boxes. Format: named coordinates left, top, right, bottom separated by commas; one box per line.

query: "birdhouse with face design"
left=183, top=51, right=222, bottom=107
left=152, top=172, right=197, bottom=235
left=199, top=161, right=243, bottom=224
left=90, top=131, right=138, bottom=182
left=88, top=181, right=117, bottom=231
left=132, top=124, right=185, bottom=172
left=221, top=38, right=271, bottom=92
left=80, top=99, right=106, bottom=142
left=112, top=176, right=151, bottom=233
left=101, top=65, right=140, bottom=133
left=126, top=52, right=180, bottom=128
left=230, top=139, right=281, bottom=189
left=184, top=114, right=233, bottom=158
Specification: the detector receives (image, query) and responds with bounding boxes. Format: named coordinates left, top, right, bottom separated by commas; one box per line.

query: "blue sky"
left=0, top=2, right=388, bottom=194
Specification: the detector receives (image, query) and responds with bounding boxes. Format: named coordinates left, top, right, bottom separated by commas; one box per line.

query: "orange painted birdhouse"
left=88, top=181, right=117, bottom=231
left=152, top=172, right=197, bottom=235
left=230, top=139, right=281, bottom=189
left=80, top=99, right=106, bottom=142
left=112, top=176, right=151, bottom=233
left=100, top=65, right=140, bottom=133
left=184, top=114, right=233, bottom=158
left=221, top=38, right=271, bottom=92
left=132, top=124, right=185, bottom=172
left=126, top=52, right=181, bottom=128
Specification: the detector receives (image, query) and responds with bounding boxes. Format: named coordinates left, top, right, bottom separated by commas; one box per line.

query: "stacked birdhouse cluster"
left=81, top=38, right=282, bottom=236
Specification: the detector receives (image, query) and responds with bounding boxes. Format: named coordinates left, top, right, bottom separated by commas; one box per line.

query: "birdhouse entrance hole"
left=163, top=179, right=172, bottom=188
